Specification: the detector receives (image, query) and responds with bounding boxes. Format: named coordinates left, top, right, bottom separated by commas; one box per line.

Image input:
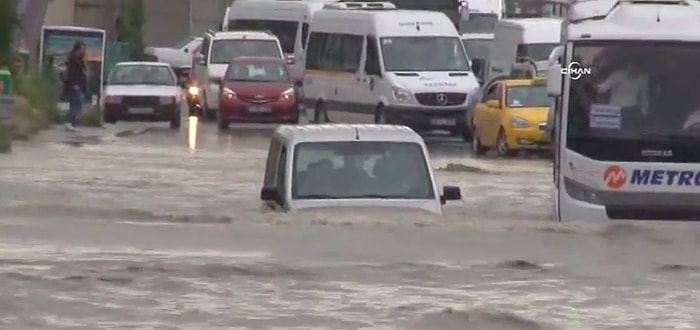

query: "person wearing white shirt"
left=596, top=62, right=650, bottom=131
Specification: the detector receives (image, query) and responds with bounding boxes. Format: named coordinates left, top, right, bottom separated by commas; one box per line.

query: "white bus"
left=547, top=0, right=700, bottom=222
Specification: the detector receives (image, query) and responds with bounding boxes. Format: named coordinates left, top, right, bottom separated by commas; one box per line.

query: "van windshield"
left=228, top=19, right=298, bottom=54
left=459, top=13, right=498, bottom=34
left=292, top=142, right=435, bottom=200
left=210, top=39, right=282, bottom=64
left=381, top=36, right=470, bottom=72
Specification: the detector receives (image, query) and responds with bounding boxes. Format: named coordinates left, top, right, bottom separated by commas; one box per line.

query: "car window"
left=264, top=139, right=282, bottom=186
left=276, top=147, right=287, bottom=194
left=483, top=82, right=499, bottom=101
left=292, top=141, right=434, bottom=199
left=108, top=65, right=176, bottom=85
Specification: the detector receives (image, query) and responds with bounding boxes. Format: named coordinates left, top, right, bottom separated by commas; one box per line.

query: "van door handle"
left=334, top=88, right=338, bottom=95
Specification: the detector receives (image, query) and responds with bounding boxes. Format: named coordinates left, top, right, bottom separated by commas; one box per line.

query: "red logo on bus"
left=604, top=165, right=627, bottom=189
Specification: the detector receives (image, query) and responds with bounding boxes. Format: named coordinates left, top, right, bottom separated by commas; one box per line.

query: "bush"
left=14, top=72, right=61, bottom=123
left=10, top=95, right=50, bottom=140
left=78, top=105, right=102, bottom=127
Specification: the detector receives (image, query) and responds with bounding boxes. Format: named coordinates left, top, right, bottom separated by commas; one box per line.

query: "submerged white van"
left=486, top=18, right=562, bottom=81
left=222, top=0, right=338, bottom=82
left=261, top=124, right=462, bottom=214
left=303, top=2, right=481, bottom=140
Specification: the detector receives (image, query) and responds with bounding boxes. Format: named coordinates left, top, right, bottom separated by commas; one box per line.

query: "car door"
left=475, top=81, right=499, bottom=145
left=483, top=82, right=505, bottom=145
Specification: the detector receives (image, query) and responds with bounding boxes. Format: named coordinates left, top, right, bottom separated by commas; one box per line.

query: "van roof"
left=311, top=9, right=457, bottom=36
left=276, top=124, right=424, bottom=143
left=230, top=0, right=329, bottom=13
left=211, top=31, right=277, bottom=40
left=497, top=17, right=563, bottom=28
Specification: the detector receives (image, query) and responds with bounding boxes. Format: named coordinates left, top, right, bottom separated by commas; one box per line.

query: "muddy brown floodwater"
left=0, top=117, right=699, bottom=329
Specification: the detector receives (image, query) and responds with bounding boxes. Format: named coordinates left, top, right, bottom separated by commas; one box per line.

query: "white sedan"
left=101, top=61, right=183, bottom=129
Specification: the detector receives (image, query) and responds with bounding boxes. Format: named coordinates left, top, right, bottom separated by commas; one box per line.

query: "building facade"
left=44, top=0, right=229, bottom=47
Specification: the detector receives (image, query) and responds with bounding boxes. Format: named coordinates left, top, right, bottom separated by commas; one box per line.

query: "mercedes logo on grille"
left=436, top=93, right=448, bottom=105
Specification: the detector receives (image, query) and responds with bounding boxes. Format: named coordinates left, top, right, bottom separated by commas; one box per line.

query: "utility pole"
left=188, top=0, right=192, bottom=36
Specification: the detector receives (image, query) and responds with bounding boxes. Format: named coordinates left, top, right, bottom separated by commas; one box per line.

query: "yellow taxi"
left=471, top=78, right=550, bottom=157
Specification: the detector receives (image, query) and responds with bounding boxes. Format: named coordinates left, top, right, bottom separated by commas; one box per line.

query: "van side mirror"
left=260, top=186, right=280, bottom=201
left=440, top=185, right=462, bottom=204
left=547, top=64, right=562, bottom=97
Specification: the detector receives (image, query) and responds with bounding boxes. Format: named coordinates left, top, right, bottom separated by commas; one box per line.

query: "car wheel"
left=313, top=100, right=329, bottom=123
left=496, top=128, right=517, bottom=157
left=471, top=127, right=488, bottom=156
left=374, top=104, right=387, bottom=124
left=169, top=115, right=181, bottom=130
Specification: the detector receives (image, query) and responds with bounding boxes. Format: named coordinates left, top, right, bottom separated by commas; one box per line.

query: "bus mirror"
left=547, top=64, right=562, bottom=97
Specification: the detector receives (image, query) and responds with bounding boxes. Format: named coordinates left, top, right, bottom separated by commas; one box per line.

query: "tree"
left=0, top=0, right=19, bottom=68
left=116, top=0, right=145, bottom=60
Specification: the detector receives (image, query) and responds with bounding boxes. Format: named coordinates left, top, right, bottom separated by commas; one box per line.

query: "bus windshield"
left=381, top=36, right=471, bottom=72
left=565, top=41, right=700, bottom=163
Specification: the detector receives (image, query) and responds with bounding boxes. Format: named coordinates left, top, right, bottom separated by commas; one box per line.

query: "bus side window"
left=301, top=23, right=309, bottom=49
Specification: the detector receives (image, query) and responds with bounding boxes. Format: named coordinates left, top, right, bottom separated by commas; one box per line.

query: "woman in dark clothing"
left=63, top=41, right=87, bottom=132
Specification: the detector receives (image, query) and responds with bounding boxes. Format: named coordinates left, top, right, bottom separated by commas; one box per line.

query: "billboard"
left=39, top=26, right=106, bottom=109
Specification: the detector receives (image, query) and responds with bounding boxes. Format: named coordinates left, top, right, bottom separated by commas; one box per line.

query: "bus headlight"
left=564, top=178, right=603, bottom=205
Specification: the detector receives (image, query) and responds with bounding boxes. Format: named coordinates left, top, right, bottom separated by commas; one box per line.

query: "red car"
left=216, top=57, right=299, bottom=129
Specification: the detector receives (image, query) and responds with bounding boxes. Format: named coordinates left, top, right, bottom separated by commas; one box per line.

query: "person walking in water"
left=63, top=41, right=87, bottom=132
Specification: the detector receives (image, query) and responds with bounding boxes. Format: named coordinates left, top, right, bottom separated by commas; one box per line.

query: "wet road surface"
left=1, top=110, right=699, bottom=329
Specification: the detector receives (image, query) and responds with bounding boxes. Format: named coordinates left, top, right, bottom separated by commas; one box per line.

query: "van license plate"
left=431, top=118, right=456, bottom=126
left=128, top=107, right=153, bottom=114
left=247, top=106, right=271, bottom=113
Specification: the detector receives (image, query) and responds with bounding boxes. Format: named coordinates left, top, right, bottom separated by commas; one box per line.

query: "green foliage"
left=117, top=0, right=145, bottom=60
left=78, top=105, right=102, bottom=127
left=14, top=72, right=60, bottom=122
left=0, top=0, right=18, bottom=68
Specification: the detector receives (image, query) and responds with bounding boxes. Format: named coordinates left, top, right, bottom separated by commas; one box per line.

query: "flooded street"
left=1, top=112, right=699, bottom=329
